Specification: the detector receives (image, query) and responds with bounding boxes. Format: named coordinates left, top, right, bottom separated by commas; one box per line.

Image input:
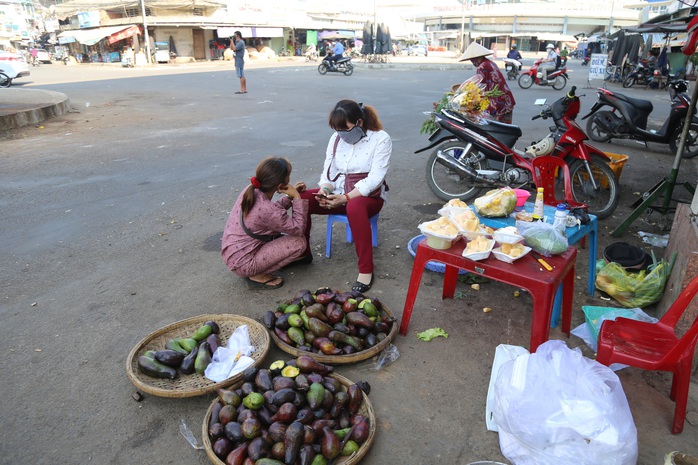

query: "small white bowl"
left=492, top=245, right=532, bottom=263
left=462, top=238, right=494, bottom=261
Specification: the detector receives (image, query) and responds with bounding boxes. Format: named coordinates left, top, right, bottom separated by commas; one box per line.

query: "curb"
left=0, top=89, right=71, bottom=131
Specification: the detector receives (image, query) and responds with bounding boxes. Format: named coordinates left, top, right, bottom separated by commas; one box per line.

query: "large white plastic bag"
left=491, top=340, right=637, bottom=465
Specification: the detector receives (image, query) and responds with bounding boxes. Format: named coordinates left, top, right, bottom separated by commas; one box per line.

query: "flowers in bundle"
left=450, top=79, right=491, bottom=115
left=420, top=75, right=505, bottom=134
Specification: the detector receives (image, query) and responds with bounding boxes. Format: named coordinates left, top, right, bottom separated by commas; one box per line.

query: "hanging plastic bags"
left=490, top=340, right=638, bottom=465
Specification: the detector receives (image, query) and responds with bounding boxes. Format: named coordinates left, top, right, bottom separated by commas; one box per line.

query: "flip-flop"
left=235, top=91, right=244, bottom=94
left=352, top=274, right=374, bottom=294
left=245, top=276, right=284, bottom=290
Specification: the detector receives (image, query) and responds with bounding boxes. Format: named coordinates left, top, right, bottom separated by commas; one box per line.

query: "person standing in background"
left=459, top=42, right=516, bottom=123
left=233, top=31, right=247, bottom=94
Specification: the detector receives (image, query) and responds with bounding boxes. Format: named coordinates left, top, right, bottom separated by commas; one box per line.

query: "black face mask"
left=337, top=125, right=366, bottom=145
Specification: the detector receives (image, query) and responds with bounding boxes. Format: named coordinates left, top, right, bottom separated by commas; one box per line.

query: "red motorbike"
left=518, top=59, right=570, bottom=90
left=417, top=86, right=620, bottom=219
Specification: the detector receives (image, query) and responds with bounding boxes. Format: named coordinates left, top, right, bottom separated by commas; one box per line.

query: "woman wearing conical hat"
left=459, top=42, right=516, bottom=123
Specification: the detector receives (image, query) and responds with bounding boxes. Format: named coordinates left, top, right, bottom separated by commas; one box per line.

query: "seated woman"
left=221, top=157, right=310, bottom=290
left=299, top=99, right=392, bottom=293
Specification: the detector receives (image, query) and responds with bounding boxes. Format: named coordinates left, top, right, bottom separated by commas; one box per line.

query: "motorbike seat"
left=478, top=120, right=523, bottom=148
left=616, top=93, right=653, bottom=113
left=337, top=57, right=351, bottom=64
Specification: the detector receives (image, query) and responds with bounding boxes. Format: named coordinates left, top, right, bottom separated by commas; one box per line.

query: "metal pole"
left=140, top=0, right=151, bottom=63
left=460, top=1, right=465, bottom=53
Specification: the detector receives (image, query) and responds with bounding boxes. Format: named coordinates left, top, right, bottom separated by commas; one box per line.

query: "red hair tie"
left=250, top=177, right=261, bottom=189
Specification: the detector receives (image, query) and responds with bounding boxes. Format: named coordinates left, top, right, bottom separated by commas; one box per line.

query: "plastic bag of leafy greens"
left=595, top=257, right=672, bottom=308
left=520, top=221, right=568, bottom=256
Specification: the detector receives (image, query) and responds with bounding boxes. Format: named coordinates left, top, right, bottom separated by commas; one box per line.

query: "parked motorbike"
left=417, top=86, right=619, bottom=219
left=518, top=59, right=569, bottom=90
left=622, top=61, right=653, bottom=88
left=581, top=55, right=590, bottom=66
left=503, top=58, right=521, bottom=80
left=317, top=56, right=354, bottom=76
left=582, top=80, right=698, bottom=158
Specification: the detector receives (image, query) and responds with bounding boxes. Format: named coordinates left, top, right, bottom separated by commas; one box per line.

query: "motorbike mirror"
left=534, top=98, right=547, bottom=106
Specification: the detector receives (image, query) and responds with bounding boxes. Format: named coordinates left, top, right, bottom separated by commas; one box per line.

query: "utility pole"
left=140, top=0, right=152, bottom=63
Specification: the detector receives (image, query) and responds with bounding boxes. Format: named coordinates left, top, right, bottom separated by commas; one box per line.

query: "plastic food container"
left=419, top=219, right=459, bottom=250
left=492, top=245, right=531, bottom=263
left=462, top=237, right=494, bottom=261
left=493, top=227, right=524, bottom=245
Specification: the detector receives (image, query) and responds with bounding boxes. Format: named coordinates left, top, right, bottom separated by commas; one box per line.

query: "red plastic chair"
left=531, top=156, right=587, bottom=210
left=595, top=275, right=698, bottom=434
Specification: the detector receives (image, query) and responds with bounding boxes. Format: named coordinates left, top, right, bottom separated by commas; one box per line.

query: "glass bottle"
left=532, top=187, right=545, bottom=221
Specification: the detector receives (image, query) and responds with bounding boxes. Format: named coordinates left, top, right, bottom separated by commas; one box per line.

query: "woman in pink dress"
left=221, top=157, right=309, bottom=290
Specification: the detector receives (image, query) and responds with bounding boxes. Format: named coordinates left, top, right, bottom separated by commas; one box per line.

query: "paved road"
left=1, top=57, right=696, bottom=465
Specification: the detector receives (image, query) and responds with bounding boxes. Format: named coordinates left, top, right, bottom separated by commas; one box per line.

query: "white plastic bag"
left=491, top=340, right=638, bottom=465
left=204, top=325, right=256, bottom=382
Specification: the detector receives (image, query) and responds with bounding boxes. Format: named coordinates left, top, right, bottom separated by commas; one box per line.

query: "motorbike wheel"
left=568, top=155, right=620, bottom=220
left=0, top=72, right=11, bottom=88
left=425, top=141, right=485, bottom=202
left=669, top=122, right=698, bottom=158
left=518, top=74, right=533, bottom=89
left=622, top=75, right=636, bottom=88
left=585, top=111, right=614, bottom=142
left=551, top=75, right=567, bottom=90
left=318, top=63, right=328, bottom=75
left=343, top=64, right=354, bottom=76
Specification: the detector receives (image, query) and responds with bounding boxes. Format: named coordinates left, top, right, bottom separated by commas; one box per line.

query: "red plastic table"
left=400, top=237, right=577, bottom=352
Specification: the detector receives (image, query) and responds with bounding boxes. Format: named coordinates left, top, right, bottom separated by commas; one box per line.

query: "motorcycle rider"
left=326, top=40, right=345, bottom=69
left=507, top=44, right=522, bottom=62
left=539, top=43, right=558, bottom=82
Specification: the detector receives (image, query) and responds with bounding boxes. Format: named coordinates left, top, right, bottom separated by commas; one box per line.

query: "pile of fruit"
left=264, top=288, right=395, bottom=356
left=137, top=320, right=222, bottom=380
left=207, top=356, right=372, bottom=464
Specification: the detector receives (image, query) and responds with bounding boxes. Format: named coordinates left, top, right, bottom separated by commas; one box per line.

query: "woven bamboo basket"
left=269, top=304, right=398, bottom=364
left=126, top=314, right=269, bottom=398
left=202, top=373, right=376, bottom=465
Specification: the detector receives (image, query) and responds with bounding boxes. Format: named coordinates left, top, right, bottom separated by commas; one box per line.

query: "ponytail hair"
left=329, top=99, right=383, bottom=132
left=241, top=157, right=292, bottom=218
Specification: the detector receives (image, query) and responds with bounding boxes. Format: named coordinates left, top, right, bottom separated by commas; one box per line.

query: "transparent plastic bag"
left=179, top=418, right=203, bottom=450
left=473, top=187, right=518, bottom=218
left=371, top=344, right=400, bottom=371
left=491, top=340, right=638, bottom=465
left=595, top=259, right=670, bottom=308
left=519, top=221, right=568, bottom=256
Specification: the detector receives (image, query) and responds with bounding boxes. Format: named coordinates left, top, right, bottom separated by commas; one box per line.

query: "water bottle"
left=532, top=187, right=545, bottom=221
left=553, top=203, right=568, bottom=232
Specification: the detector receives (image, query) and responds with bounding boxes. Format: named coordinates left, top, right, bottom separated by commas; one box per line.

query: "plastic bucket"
left=604, top=153, right=629, bottom=188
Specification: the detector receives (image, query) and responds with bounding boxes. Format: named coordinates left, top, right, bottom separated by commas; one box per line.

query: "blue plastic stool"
left=325, top=214, right=379, bottom=258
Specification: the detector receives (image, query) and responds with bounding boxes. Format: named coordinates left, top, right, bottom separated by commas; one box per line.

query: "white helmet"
left=546, top=43, right=555, bottom=50
left=525, top=137, right=555, bottom=157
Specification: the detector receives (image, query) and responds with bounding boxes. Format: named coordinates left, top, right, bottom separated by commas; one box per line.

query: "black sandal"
left=352, top=274, right=374, bottom=294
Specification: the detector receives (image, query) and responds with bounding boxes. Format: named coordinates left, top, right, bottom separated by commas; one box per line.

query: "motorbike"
left=581, top=55, right=590, bottom=66
left=518, top=59, right=569, bottom=90
left=622, top=61, right=653, bottom=88
left=416, top=86, right=619, bottom=219
left=503, top=58, right=521, bottom=80
left=582, top=80, right=698, bottom=158
left=317, top=56, right=354, bottom=76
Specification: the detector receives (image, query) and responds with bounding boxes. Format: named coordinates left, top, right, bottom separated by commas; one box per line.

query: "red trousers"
left=300, top=189, right=383, bottom=274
